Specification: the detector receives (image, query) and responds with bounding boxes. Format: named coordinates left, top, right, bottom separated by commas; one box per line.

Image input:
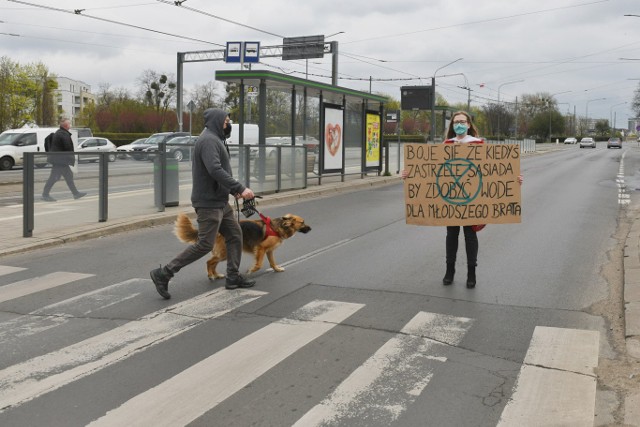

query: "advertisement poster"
left=323, top=105, right=344, bottom=171
left=365, top=113, right=381, bottom=167
left=403, top=143, right=521, bottom=226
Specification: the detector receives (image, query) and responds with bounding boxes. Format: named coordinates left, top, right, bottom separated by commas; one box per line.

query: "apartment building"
left=54, top=76, right=95, bottom=125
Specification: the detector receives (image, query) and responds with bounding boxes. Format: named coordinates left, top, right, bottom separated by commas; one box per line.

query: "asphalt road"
left=0, top=142, right=635, bottom=426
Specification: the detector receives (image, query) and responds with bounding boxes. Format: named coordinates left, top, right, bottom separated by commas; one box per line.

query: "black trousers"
left=43, top=164, right=79, bottom=196
left=445, top=226, right=478, bottom=266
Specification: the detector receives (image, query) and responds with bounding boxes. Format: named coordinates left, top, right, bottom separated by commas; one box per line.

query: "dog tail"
left=174, top=212, right=198, bottom=244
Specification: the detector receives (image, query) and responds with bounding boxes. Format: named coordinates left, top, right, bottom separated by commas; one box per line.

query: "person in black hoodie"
left=41, top=118, right=86, bottom=202
left=150, top=108, right=256, bottom=299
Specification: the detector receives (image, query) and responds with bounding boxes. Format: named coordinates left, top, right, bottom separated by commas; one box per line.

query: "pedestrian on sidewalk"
left=41, top=118, right=86, bottom=202
left=401, top=110, right=523, bottom=289
left=150, top=108, right=256, bottom=299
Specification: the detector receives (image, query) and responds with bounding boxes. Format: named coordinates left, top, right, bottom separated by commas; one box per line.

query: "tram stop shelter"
left=214, top=70, right=386, bottom=187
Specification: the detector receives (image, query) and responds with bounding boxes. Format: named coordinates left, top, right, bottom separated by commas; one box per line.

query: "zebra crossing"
left=0, top=265, right=600, bottom=426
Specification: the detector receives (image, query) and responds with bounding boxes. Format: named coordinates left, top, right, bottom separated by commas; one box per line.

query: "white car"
left=563, top=137, right=577, bottom=144
left=250, top=136, right=319, bottom=159
left=76, top=137, right=117, bottom=163
left=116, top=138, right=148, bottom=159
left=579, top=137, right=596, bottom=149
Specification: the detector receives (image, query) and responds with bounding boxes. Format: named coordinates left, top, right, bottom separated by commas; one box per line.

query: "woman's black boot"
left=466, top=265, right=476, bottom=288
left=443, top=263, right=455, bottom=285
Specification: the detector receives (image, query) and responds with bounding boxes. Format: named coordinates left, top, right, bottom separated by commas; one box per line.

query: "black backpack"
left=44, top=133, right=54, bottom=152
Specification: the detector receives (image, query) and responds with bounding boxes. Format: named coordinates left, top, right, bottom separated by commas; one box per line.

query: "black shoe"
left=466, top=266, right=476, bottom=289
left=443, top=263, right=455, bottom=286
left=150, top=267, right=171, bottom=299
left=73, top=192, right=87, bottom=199
left=225, top=274, right=256, bottom=290
left=466, top=279, right=476, bottom=289
left=41, top=195, right=56, bottom=202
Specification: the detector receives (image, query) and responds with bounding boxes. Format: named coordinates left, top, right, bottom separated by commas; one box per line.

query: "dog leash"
left=234, top=195, right=277, bottom=239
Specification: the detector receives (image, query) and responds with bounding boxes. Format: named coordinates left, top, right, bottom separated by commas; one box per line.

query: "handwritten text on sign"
left=403, top=143, right=521, bottom=226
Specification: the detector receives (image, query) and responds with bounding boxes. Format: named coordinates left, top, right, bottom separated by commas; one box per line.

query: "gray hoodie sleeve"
left=201, top=139, right=245, bottom=195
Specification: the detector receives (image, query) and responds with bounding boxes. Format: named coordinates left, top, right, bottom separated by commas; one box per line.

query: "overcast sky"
left=3, top=0, right=640, bottom=127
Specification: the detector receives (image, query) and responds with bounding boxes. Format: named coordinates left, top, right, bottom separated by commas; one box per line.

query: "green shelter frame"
left=214, top=70, right=387, bottom=182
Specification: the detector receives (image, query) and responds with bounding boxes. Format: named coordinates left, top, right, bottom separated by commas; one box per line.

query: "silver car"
left=579, top=137, right=596, bottom=148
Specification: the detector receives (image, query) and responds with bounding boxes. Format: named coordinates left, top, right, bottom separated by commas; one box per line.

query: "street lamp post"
left=430, top=58, right=463, bottom=142
left=585, top=98, right=606, bottom=135
left=547, top=91, right=572, bottom=142
left=496, top=80, right=524, bottom=140
left=610, top=102, right=627, bottom=135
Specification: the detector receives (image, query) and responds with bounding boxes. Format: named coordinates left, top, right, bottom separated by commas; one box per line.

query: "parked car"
left=607, top=137, right=622, bottom=149
left=250, top=136, right=320, bottom=159
left=146, top=135, right=197, bottom=162
left=563, top=137, right=577, bottom=144
left=130, top=132, right=190, bottom=161
left=0, top=127, right=73, bottom=170
left=579, top=137, right=596, bottom=148
left=76, top=137, right=117, bottom=163
left=116, top=138, right=148, bottom=159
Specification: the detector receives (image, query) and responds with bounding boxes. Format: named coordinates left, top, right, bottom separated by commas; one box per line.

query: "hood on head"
left=203, top=108, right=229, bottom=139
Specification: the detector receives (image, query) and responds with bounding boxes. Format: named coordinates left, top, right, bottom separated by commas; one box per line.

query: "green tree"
left=138, top=70, right=177, bottom=132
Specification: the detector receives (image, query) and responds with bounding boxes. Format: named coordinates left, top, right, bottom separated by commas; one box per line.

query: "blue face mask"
left=453, top=123, right=468, bottom=135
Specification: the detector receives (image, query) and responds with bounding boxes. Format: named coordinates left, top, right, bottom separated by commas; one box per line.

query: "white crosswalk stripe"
left=0, top=271, right=93, bottom=304
left=0, top=267, right=604, bottom=425
left=497, top=326, right=599, bottom=426
left=0, top=279, right=142, bottom=342
left=0, top=265, right=26, bottom=277
left=0, top=286, right=266, bottom=412
left=87, top=299, right=364, bottom=427
left=293, top=311, right=474, bottom=426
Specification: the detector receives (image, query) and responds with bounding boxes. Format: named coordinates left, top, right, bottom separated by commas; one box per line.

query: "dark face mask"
left=224, top=124, right=232, bottom=139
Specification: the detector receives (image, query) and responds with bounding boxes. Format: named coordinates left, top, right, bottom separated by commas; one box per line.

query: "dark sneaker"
left=150, top=267, right=171, bottom=299
left=41, top=195, right=57, bottom=202
left=225, top=275, right=256, bottom=290
left=73, top=192, right=87, bottom=199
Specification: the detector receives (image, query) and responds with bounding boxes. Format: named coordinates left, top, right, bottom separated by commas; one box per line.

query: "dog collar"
left=259, top=213, right=279, bottom=239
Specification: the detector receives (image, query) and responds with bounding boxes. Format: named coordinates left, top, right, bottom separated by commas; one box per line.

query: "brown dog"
left=174, top=212, right=311, bottom=279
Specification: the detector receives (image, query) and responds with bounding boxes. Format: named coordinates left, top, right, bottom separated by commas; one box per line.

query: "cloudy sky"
left=3, top=0, right=640, bottom=127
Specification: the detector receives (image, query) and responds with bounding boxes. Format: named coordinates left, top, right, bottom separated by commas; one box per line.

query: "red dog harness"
left=259, top=213, right=279, bottom=239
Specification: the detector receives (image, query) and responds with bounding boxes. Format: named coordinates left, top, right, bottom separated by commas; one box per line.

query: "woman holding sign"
left=401, top=111, right=522, bottom=289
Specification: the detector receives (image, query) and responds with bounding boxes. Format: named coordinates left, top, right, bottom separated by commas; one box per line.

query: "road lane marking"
left=0, top=272, right=94, bottom=304
left=0, top=279, right=142, bottom=342
left=0, top=287, right=266, bottom=412
left=497, top=326, right=599, bottom=426
left=87, top=300, right=364, bottom=427
left=0, top=266, right=26, bottom=276
left=293, top=311, right=474, bottom=426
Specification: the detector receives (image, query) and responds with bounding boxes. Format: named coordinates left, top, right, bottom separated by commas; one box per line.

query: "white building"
left=54, top=77, right=95, bottom=125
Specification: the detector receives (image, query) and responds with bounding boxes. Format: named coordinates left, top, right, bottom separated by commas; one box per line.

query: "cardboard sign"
left=403, top=143, right=521, bottom=226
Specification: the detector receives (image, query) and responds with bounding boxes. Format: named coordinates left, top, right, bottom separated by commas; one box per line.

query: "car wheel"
left=0, top=156, right=14, bottom=170
left=108, top=153, right=117, bottom=162
left=173, top=150, right=184, bottom=162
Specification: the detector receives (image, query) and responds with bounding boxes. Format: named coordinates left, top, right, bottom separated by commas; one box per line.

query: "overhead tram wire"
left=7, top=0, right=223, bottom=47
left=155, top=0, right=285, bottom=38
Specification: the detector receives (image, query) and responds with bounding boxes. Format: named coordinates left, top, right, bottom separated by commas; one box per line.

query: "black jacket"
left=49, top=127, right=75, bottom=166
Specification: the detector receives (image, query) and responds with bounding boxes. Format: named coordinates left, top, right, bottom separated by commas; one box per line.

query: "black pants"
left=445, top=226, right=478, bottom=266
left=43, top=164, right=80, bottom=196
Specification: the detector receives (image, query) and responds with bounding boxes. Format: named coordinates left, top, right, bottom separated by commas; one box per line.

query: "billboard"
left=401, top=86, right=433, bottom=110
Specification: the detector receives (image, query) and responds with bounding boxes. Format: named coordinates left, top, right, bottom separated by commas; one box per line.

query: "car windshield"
left=132, top=139, right=147, bottom=145
left=145, top=134, right=168, bottom=145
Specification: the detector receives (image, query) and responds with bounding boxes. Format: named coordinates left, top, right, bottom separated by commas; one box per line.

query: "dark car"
left=146, top=135, right=197, bottom=162
left=130, top=132, right=190, bottom=161
left=607, top=137, right=622, bottom=149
